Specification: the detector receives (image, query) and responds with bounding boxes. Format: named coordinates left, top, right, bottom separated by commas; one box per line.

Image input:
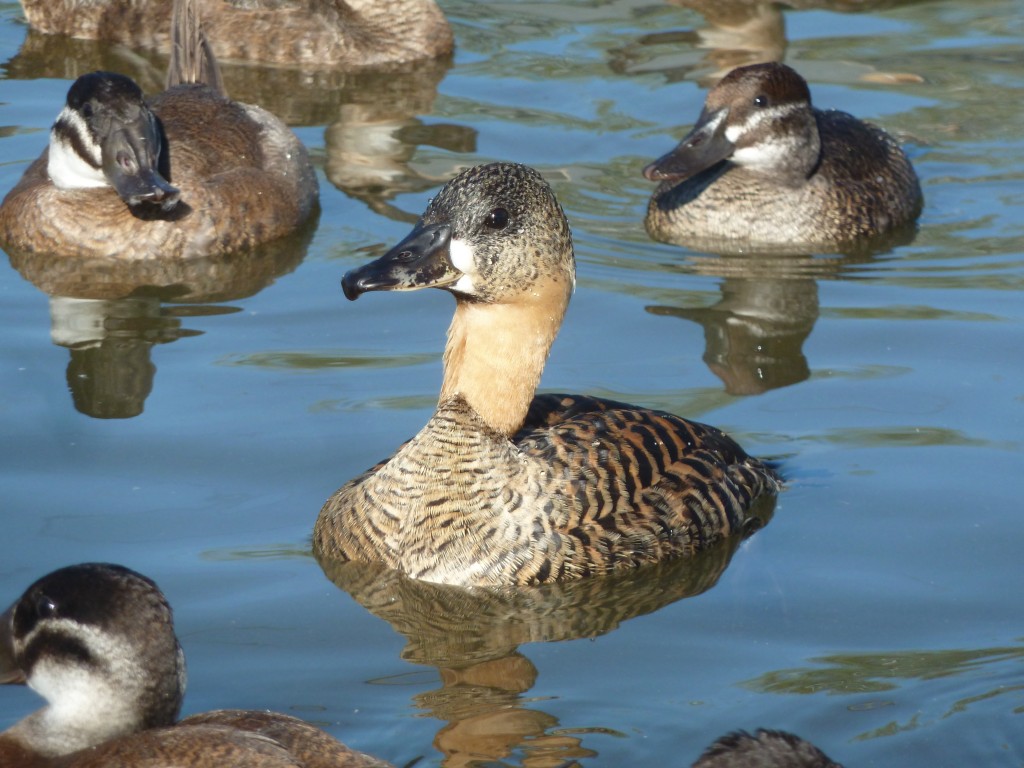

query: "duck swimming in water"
left=16, top=0, right=453, bottom=68
left=0, top=563, right=389, bottom=767
left=0, top=0, right=318, bottom=261
left=314, top=162, right=782, bottom=588
left=644, top=62, right=922, bottom=252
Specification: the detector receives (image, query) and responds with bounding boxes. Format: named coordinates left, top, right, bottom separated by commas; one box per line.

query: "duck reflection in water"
left=5, top=218, right=315, bottom=418
left=645, top=243, right=907, bottom=396
left=610, top=0, right=928, bottom=87
left=319, top=500, right=774, bottom=767
left=51, top=296, right=194, bottom=419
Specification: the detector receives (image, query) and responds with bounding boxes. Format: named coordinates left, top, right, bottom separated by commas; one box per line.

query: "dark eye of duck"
left=484, top=207, right=509, bottom=230
left=753, top=94, right=769, bottom=108
left=35, top=594, right=58, bottom=620
left=81, top=102, right=94, bottom=119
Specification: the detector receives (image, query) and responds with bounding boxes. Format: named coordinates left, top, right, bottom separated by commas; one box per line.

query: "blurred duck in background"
left=15, top=0, right=453, bottom=68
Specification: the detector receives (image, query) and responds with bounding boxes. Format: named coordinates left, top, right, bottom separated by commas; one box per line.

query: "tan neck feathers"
left=440, top=280, right=569, bottom=436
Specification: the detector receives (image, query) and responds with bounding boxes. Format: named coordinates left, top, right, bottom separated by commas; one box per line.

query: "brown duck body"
left=314, top=162, right=781, bottom=588
left=0, top=85, right=316, bottom=260
left=316, top=392, right=777, bottom=586
left=17, top=0, right=453, bottom=68
left=0, top=0, right=317, bottom=261
left=646, top=109, right=921, bottom=248
left=644, top=62, right=922, bottom=251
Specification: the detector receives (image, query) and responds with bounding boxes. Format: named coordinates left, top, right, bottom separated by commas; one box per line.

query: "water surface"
left=1, top=1, right=1022, bottom=765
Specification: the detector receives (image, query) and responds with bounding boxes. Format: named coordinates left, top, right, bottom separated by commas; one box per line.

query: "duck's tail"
left=167, top=0, right=225, bottom=96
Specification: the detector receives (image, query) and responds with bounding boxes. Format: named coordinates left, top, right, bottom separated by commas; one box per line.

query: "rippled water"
left=2, top=0, right=1023, bottom=765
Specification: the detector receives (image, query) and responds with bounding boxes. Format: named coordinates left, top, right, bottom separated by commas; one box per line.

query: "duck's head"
left=48, top=72, right=181, bottom=211
left=694, top=729, right=843, bottom=768
left=644, top=62, right=820, bottom=186
left=0, top=563, right=186, bottom=757
left=342, top=162, right=575, bottom=307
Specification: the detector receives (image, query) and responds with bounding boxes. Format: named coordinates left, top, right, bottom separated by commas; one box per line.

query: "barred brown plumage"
left=314, top=162, right=782, bottom=587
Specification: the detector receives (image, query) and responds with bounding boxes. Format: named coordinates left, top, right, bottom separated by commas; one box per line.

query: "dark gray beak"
left=0, top=605, right=25, bottom=686
left=342, top=221, right=459, bottom=300
left=643, top=106, right=734, bottom=182
left=102, top=111, right=181, bottom=211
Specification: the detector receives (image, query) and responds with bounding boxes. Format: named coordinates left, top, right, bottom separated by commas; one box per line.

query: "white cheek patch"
left=730, top=136, right=799, bottom=169
left=723, top=103, right=792, bottom=143
left=449, top=237, right=477, bottom=295
left=47, top=107, right=108, bottom=190
left=724, top=104, right=800, bottom=170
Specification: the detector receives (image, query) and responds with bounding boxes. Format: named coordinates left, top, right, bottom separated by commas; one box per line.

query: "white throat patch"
left=449, top=238, right=477, bottom=295
left=26, top=620, right=145, bottom=755
left=47, top=107, right=108, bottom=190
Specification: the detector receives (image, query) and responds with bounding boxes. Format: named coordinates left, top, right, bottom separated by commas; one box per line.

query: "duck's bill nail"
left=0, top=605, right=26, bottom=686
left=102, top=124, right=181, bottom=210
left=342, top=221, right=458, bottom=300
left=643, top=107, right=734, bottom=182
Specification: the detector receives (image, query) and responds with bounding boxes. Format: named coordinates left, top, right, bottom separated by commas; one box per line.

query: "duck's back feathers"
left=811, top=109, right=922, bottom=236
left=694, top=729, right=843, bottom=768
left=517, top=393, right=781, bottom=571
left=58, top=724, right=307, bottom=768
left=179, top=711, right=393, bottom=768
left=316, top=392, right=781, bottom=587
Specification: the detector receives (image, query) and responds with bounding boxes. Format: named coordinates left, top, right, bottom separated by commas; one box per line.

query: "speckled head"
left=342, top=162, right=575, bottom=305
left=644, top=62, right=821, bottom=186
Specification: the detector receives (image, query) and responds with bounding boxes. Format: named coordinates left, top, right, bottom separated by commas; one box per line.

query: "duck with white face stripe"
left=0, top=563, right=391, bottom=767
left=46, top=72, right=180, bottom=209
left=0, top=0, right=318, bottom=261
left=644, top=62, right=922, bottom=252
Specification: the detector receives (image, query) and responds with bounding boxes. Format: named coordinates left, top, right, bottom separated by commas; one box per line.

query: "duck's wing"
left=514, top=393, right=781, bottom=575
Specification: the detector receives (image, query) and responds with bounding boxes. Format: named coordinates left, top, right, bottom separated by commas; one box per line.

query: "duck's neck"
left=5, top=646, right=185, bottom=757
left=440, top=288, right=569, bottom=437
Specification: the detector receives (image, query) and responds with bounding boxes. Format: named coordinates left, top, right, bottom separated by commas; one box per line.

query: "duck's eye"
left=35, top=595, right=57, bottom=620
left=753, top=94, right=769, bottom=108
left=484, top=207, right=509, bottom=230
left=81, top=102, right=94, bottom=119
